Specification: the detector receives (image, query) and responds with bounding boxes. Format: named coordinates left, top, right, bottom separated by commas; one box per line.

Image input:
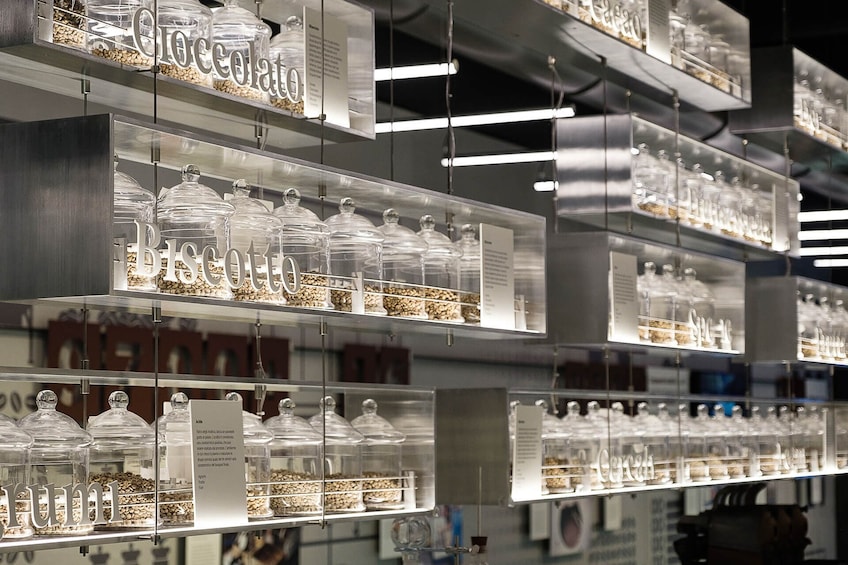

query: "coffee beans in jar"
left=214, top=80, right=267, bottom=102
left=543, top=457, right=571, bottom=493
left=362, top=472, right=402, bottom=508
left=157, top=259, right=232, bottom=299
left=91, top=47, right=153, bottom=68
left=160, top=64, right=210, bottom=86
left=247, top=484, right=273, bottom=519
left=125, top=251, right=156, bottom=291
left=283, top=273, right=330, bottom=308
left=158, top=490, right=194, bottom=525
left=52, top=0, right=86, bottom=49
left=33, top=498, right=93, bottom=536
left=269, top=470, right=321, bottom=516
left=461, top=292, right=481, bottom=323
left=272, top=97, right=306, bottom=115
left=424, top=287, right=463, bottom=322
left=383, top=285, right=426, bottom=318
left=89, top=471, right=155, bottom=528
left=0, top=497, right=32, bottom=539
left=233, top=275, right=283, bottom=304
left=324, top=474, right=364, bottom=513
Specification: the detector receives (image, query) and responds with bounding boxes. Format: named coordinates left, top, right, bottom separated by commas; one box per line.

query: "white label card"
left=303, top=7, right=350, bottom=128
left=190, top=400, right=248, bottom=528
left=480, top=224, right=515, bottom=329
left=511, top=404, right=543, bottom=501
left=609, top=251, right=639, bottom=343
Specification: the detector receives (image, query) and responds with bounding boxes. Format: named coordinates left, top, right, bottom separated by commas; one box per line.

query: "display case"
left=0, top=114, right=547, bottom=339
left=0, top=0, right=376, bottom=149
left=546, top=232, right=745, bottom=353
left=556, top=114, right=800, bottom=258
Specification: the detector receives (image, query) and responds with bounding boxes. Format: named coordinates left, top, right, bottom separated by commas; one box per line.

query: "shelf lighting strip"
left=440, top=150, right=556, bottom=167
left=799, top=229, right=848, bottom=241
left=376, top=107, right=576, bottom=133
left=814, top=259, right=848, bottom=268
left=799, top=246, right=848, bottom=257
left=799, top=210, right=848, bottom=222
left=374, top=61, right=458, bottom=81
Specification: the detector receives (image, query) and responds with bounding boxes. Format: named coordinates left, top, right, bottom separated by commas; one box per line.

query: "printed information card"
left=190, top=400, right=248, bottom=528
left=609, top=251, right=639, bottom=343
left=511, top=404, right=543, bottom=501
left=480, top=224, right=515, bottom=329
left=303, top=7, right=350, bottom=128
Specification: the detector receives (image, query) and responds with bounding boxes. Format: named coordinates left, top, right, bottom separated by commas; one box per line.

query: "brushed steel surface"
left=744, top=276, right=798, bottom=363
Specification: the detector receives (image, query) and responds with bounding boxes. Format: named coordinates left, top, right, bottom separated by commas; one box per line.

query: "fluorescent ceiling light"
left=813, top=259, right=848, bottom=268
left=376, top=107, right=576, bottom=134
left=374, top=62, right=458, bottom=81
left=534, top=180, right=557, bottom=192
left=799, top=229, right=848, bottom=241
left=799, top=209, right=848, bottom=222
left=799, top=246, right=848, bottom=256
left=441, top=151, right=556, bottom=167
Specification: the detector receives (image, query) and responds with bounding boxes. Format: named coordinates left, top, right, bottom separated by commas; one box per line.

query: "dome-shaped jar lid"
left=158, top=0, right=213, bottom=22
left=379, top=209, right=427, bottom=261
left=212, top=0, right=272, bottom=39
left=534, top=399, right=569, bottom=439
left=18, top=390, right=92, bottom=449
left=228, top=179, right=282, bottom=244
left=325, top=198, right=384, bottom=248
left=269, top=15, right=304, bottom=51
left=88, top=391, right=154, bottom=442
left=156, top=392, right=193, bottom=441
left=114, top=156, right=155, bottom=223
left=157, top=164, right=235, bottom=226
left=456, top=224, right=480, bottom=261
left=225, top=392, right=273, bottom=445
left=273, top=188, right=329, bottom=239
left=0, top=413, right=33, bottom=450
left=418, top=215, right=461, bottom=262
left=264, top=398, right=323, bottom=445
left=351, top=399, right=405, bottom=444
left=308, top=396, right=365, bottom=444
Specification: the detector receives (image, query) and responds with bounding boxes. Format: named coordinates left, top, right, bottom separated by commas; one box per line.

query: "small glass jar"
left=637, top=403, right=671, bottom=485
left=536, top=400, right=571, bottom=494
left=642, top=262, right=676, bottom=345
left=418, top=215, right=463, bottom=322
left=562, top=401, right=598, bottom=491
left=457, top=224, right=482, bottom=324
left=225, top=393, right=273, bottom=519
left=0, top=416, right=33, bottom=539
left=18, top=390, right=93, bottom=536
left=211, top=0, right=272, bottom=102
left=156, top=392, right=195, bottom=526
left=390, top=399, right=435, bottom=509
left=87, top=0, right=154, bottom=67
left=157, top=164, right=235, bottom=299
left=113, top=156, right=156, bottom=292
left=273, top=188, right=332, bottom=309
left=378, top=209, right=427, bottom=319
left=325, top=198, right=385, bottom=315
left=308, top=396, right=365, bottom=513
left=228, top=179, right=284, bottom=303
left=156, top=0, right=214, bottom=86
left=351, top=399, right=406, bottom=510
left=682, top=268, right=716, bottom=348
left=268, top=16, right=305, bottom=114
left=263, top=398, right=323, bottom=517
left=52, top=0, right=87, bottom=50
left=87, top=391, right=156, bottom=529
left=751, top=406, right=781, bottom=476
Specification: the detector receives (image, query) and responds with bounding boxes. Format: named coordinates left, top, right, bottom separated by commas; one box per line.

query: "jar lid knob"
left=170, top=392, right=189, bottom=410
left=232, top=179, right=250, bottom=198
left=419, top=214, right=435, bottom=231
left=643, top=261, right=656, bottom=274
left=461, top=224, right=476, bottom=239
left=339, top=197, right=356, bottom=214
left=534, top=399, right=548, bottom=410
left=279, top=397, right=296, bottom=414
left=36, top=389, right=57, bottom=410
left=285, top=15, right=303, bottom=31
left=319, top=395, right=336, bottom=412
left=382, top=209, right=399, bottom=225
left=283, top=188, right=301, bottom=206
left=225, top=391, right=243, bottom=403
left=362, top=398, right=378, bottom=415
left=181, top=164, right=201, bottom=183
left=108, top=390, right=130, bottom=410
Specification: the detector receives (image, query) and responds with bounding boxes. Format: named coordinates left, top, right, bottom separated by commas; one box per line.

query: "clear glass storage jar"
left=87, top=0, right=153, bottom=67
left=563, top=401, right=598, bottom=491
left=536, top=400, right=571, bottom=494
left=156, top=0, right=214, bottom=86
left=351, top=399, right=406, bottom=510
left=211, top=0, right=272, bottom=102
left=0, top=416, right=33, bottom=539
left=457, top=224, right=481, bottom=324
left=263, top=398, right=322, bottom=517
left=325, top=198, right=385, bottom=314
left=378, top=209, right=427, bottom=319
left=227, top=179, right=284, bottom=303
left=681, top=268, right=716, bottom=348
left=52, top=0, right=87, bottom=50
left=156, top=164, right=235, bottom=299
left=87, top=391, right=156, bottom=529
left=18, top=390, right=93, bottom=536
left=418, top=215, right=463, bottom=322
left=751, top=406, right=781, bottom=476
left=225, top=393, right=273, bottom=519
left=308, top=396, right=365, bottom=513
left=156, top=392, right=194, bottom=525
left=113, top=156, right=156, bottom=292
left=273, top=188, right=331, bottom=309
left=268, top=16, right=305, bottom=113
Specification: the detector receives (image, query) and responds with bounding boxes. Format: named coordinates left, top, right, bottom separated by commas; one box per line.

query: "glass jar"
left=619, top=404, right=652, bottom=487
left=227, top=179, right=284, bottom=303
left=457, top=224, right=482, bottom=324
left=225, top=392, right=273, bottom=519
left=87, top=391, right=156, bottom=529
left=325, top=198, right=385, bottom=315
left=52, top=0, right=87, bottom=50
left=726, top=405, right=756, bottom=478
left=156, top=0, right=214, bottom=86
left=632, top=144, right=668, bottom=217
left=751, top=406, right=781, bottom=476
left=87, top=0, right=154, bottom=67
left=682, top=268, right=716, bottom=348
left=113, top=156, right=156, bottom=292
left=836, top=409, right=848, bottom=470
left=797, top=292, right=821, bottom=359
left=268, top=16, right=305, bottom=114
left=273, top=188, right=332, bottom=309
left=418, top=215, right=463, bottom=322
left=0, top=416, right=33, bottom=539
left=798, top=406, right=825, bottom=472
left=351, top=399, right=406, bottom=510
left=263, top=398, right=323, bottom=517
left=378, top=209, right=427, bottom=319
left=563, top=401, right=598, bottom=491
left=156, top=164, right=235, bottom=299
left=18, top=390, right=93, bottom=536
left=685, top=405, right=711, bottom=482
left=643, top=262, right=676, bottom=345
left=211, top=0, right=272, bottom=102
left=536, top=400, right=571, bottom=494
left=591, top=402, right=623, bottom=489
left=703, top=404, right=729, bottom=481
left=638, top=403, right=671, bottom=485
left=156, top=392, right=194, bottom=526
left=308, top=396, right=365, bottom=513
left=683, top=163, right=705, bottom=228
left=390, top=399, right=435, bottom=509
left=637, top=261, right=656, bottom=343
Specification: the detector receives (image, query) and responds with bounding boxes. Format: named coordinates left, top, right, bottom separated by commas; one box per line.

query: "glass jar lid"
left=534, top=399, right=569, bottom=439
left=308, top=396, right=365, bottom=444
left=379, top=209, right=427, bottom=261
left=228, top=179, right=282, bottom=248
left=0, top=414, right=33, bottom=450
left=114, top=156, right=155, bottom=223
left=88, top=390, right=154, bottom=443
left=325, top=198, right=384, bottom=249
left=273, top=188, right=329, bottom=241
left=351, top=399, right=406, bottom=444
left=264, top=398, right=322, bottom=445
left=225, top=392, right=273, bottom=445
left=269, top=15, right=304, bottom=53
left=456, top=224, right=480, bottom=262
left=18, top=390, right=92, bottom=449
left=156, top=392, right=193, bottom=444
left=418, top=215, right=461, bottom=263
left=212, top=0, right=272, bottom=41
left=157, top=164, right=235, bottom=227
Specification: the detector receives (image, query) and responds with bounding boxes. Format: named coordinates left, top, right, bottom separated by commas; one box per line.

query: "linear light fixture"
left=374, top=62, right=458, bottom=81
left=799, top=246, right=848, bottom=256
left=376, top=107, right=576, bottom=134
left=813, top=259, right=848, bottom=268
left=799, top=209, right=848, bottom=222
left=799, top=229, right=848, bottom=241
left=440, top=151, right=556, bottom=168
left=533, top=180, right=558, bottom=192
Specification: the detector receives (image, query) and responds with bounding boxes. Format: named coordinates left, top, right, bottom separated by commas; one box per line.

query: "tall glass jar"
left=325, top=198, right=385, bottom=315
left=156, top=392, right=194, bottom=526
left=457, top=224, right=482, bottom=324
left=308, top=396, right=365, bottom=513
left=536, top=400, right=571, bottom=494
left=87, top=0, right=154, bottom=67
left=418, top=215, right=463, bottom=322
left=225, top=392, right=273, bottom=519
left=18, top=390, right=93, bottom=536
left=643, top=262, right=676, bottom=345
left=639, top=403, right=671, bottom=485
left=379, top=209, right=427, bottom=318
left=0, top=416, right=33, bottom=539
left=228, top=179, right=284, bottom=303
left=211, top=0, right=272, bottom=102
left=351, top=399, right=406, bottom=510
left=157, top=164, right=235, bottom=299
left=273, top=188, right=332, bottom=309
left=113, top=156, right=156, bottom=292
left=563, top=401, right=598, bottom=491
left=751, top=406, right=781, bottom=476
left=156, top=0, right=214, bottom=86
left=682, top=268, right=716, bottom=348
left=52, top=0, right=87, bottom=50
left=87, top=391, right=156, bottom=529
left=268, top=16, right=305, bottom=114
left=263, top=398, right=322, bottom=517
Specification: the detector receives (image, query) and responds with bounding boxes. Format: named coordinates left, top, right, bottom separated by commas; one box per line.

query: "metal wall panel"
left=744, top=276, right=798, bottom=363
